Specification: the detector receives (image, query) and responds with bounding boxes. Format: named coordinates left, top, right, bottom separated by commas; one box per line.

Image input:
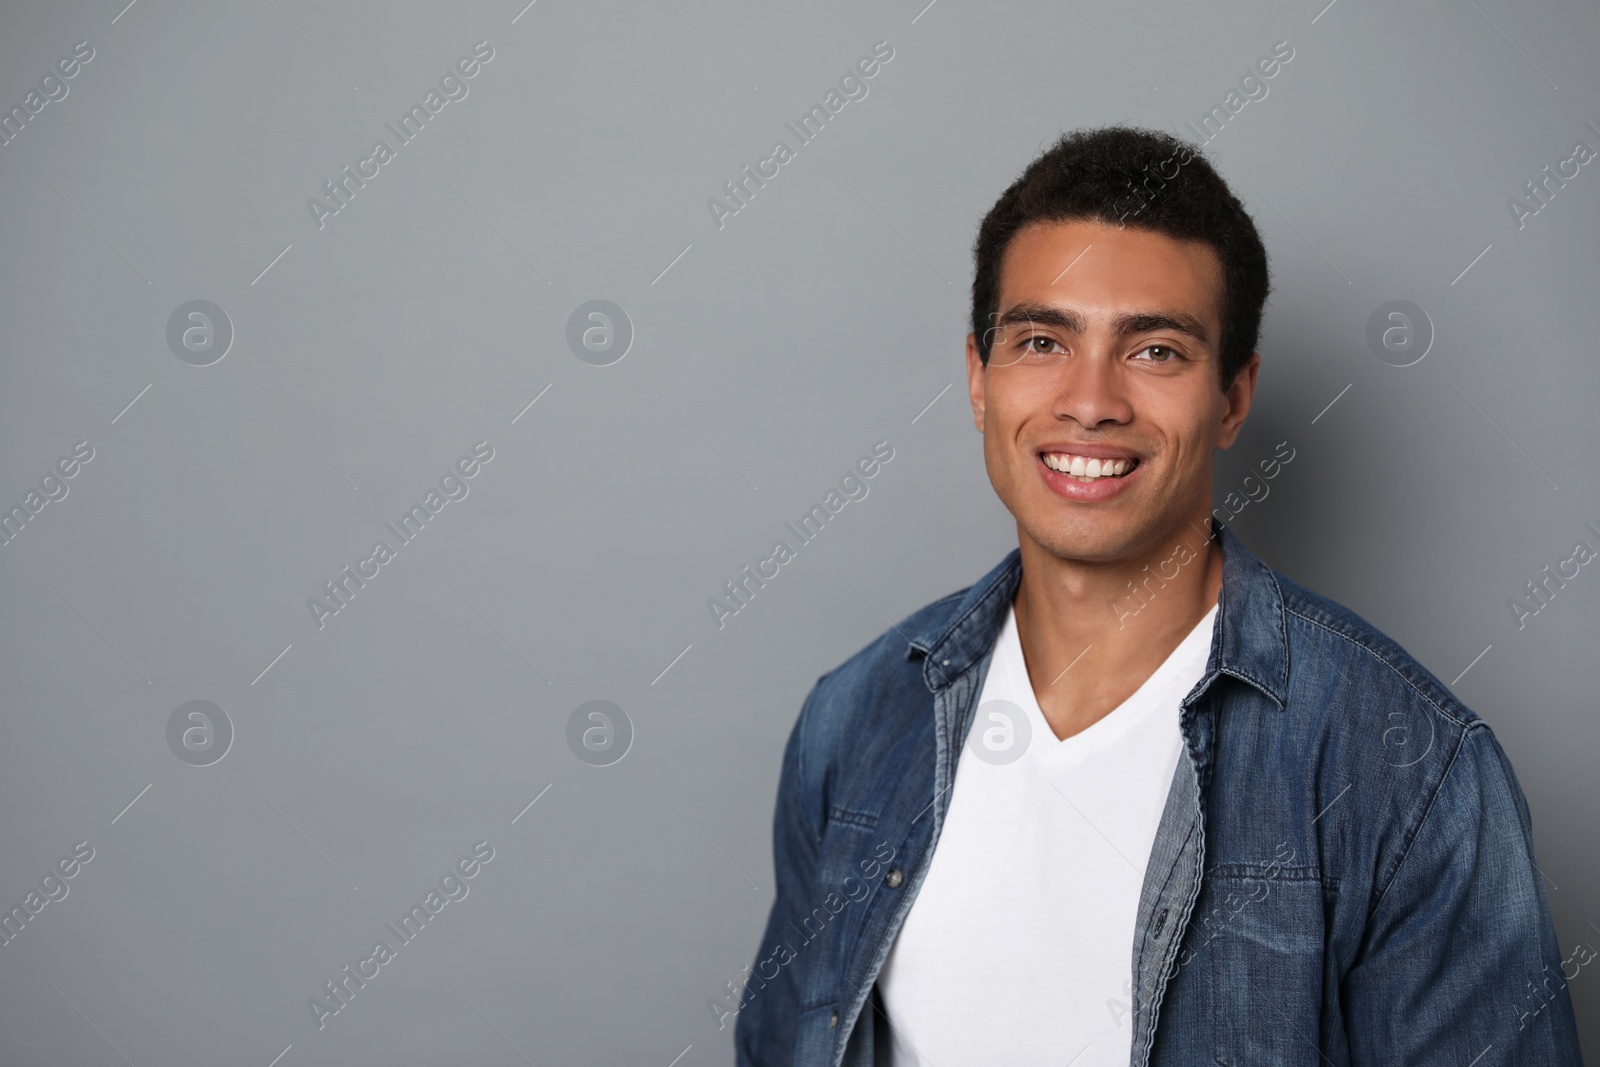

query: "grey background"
left=1, top=0, right=1596, bottom=1062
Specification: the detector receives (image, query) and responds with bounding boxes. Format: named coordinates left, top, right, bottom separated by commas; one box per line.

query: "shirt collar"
left=906, top=517, right=1290, bottom=710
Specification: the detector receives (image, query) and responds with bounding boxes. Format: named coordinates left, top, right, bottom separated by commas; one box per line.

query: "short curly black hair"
left=970, top=125, right=1270, bottom=391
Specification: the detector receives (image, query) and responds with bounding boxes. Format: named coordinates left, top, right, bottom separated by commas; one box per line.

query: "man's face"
left=966, top=218, right=1258, bottom=563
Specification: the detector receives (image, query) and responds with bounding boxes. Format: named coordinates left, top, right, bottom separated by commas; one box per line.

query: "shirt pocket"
left=1202, top=864, right=1331, bottom=1066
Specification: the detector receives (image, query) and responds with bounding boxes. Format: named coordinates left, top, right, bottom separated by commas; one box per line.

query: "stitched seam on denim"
left=795, top=681, right=825, bottom=852
left=1206, top=863, right=1324, bottom=882
left=919, top=555, right=1021, bottom=679
left=1218, top=664, right=1285, bottom=709
left=1198, top=561, right=1289, bottom=710
left=922, top=587, right=969, bottom=616
left=825, top=806, right=877, bottom=830
left=1200, top=532, right=1291, bottom=709
left=1131, top=718, right=1207, bottom=1063
left=1137, top=818, right=1200, bottom=1062
left=1252, top=565, right=1291, bottom=704
left=1366, top=723, right=1474, bottom=918
left=904, top=587, right=978, bottom=655
left=831, top=673, right=967, bottom=1063
left=1134, top=806, right=1201, bottom=1059
left=1135, top=816, right=1190, bottom=980
left=1284, top=607, right=1474, bottom=732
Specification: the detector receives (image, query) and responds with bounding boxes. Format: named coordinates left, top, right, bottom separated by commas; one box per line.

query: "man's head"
left=965, top=126, right=1270, bottom=564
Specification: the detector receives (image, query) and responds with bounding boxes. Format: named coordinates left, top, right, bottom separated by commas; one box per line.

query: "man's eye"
left=1138, top=344, right=1181, bottom=363
left=1028, top=336, right=1061, bottom=353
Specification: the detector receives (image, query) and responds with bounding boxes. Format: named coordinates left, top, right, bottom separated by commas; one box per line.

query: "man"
left=732, top=127, right=1583, bottom=1065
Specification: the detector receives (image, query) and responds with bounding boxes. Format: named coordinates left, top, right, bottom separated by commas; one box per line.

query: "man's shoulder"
left=808, top=584, right=970, bottom=708
left=783, top=581, right=973, bottom=809
left=1262, top=565, right=1541, bottom=902
left=1268, top=565, right=1485, bottom=739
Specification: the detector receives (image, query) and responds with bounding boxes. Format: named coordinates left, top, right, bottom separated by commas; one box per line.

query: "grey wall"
left=1, top=0, right=1596, bottom=1062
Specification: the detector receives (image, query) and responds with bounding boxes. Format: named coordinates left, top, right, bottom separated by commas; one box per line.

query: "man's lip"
left=1035, top=442, right=1143, bottom=462
left=1036, top=450, right=1143, bottom=499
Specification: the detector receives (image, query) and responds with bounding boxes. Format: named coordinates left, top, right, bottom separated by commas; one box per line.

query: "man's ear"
left=965, top=333, right=986, bottom=433
left=1216, top=350, right=1260, bottom=449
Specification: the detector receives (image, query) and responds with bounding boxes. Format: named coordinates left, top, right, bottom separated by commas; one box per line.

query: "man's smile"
left=1035, top=446, right=1145, bottom=500
left=1039, top=450, right=1140, bottom=481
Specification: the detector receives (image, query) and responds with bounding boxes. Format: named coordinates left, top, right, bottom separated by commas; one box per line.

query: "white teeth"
left=1042, top=452, right=1136, bottom=480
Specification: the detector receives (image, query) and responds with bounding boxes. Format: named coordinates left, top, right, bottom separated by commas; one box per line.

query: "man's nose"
left=1048, top=350, right=1132, bottom=427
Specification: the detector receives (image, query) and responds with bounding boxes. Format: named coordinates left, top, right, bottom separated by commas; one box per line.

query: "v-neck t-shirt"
left=876, top=598, right=1219, bottom=1066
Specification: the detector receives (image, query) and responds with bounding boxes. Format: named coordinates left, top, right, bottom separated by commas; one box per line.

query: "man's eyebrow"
left=1115, top=310, right=1211, bottom=345
left=995, top=303, right=1083, bottom=334
left=995, top=302, right=1211, bottom=345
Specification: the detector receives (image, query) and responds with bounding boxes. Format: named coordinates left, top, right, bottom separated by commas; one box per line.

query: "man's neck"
left=1011, top=512, right=1222, bottom=742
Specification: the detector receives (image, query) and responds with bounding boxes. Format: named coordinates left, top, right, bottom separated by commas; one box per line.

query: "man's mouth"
left=1040, top=451, right=1140, bottom=483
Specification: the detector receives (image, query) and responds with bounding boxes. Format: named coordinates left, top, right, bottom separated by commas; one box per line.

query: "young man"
left=732, top=127, right=1583, bottom=1066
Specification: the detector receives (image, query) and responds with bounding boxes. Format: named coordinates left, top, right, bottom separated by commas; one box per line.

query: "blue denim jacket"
left=733, top=520, right=1584, bottom=1066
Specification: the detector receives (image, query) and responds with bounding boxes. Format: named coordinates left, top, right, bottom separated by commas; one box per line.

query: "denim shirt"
left=732, top=519, right=1584, bottom=1066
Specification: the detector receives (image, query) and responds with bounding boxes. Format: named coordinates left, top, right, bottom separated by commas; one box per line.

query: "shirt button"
left=885, top=867, right=904, bottom=888
left=942, top=658, right=950, bottom=666
left=829, top=1010, right=839, bottom=1028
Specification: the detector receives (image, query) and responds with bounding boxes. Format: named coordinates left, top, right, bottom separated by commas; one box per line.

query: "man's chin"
left=1023, top=522, right=1147, bottom=565
left=1025, top=502, right=1210, bottom=567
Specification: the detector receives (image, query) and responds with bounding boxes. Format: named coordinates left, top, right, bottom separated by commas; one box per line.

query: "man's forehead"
left=999, top=219, right=1224, bottom=332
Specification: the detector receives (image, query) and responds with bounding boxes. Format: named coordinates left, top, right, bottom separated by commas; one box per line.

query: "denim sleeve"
left=734, top=681, right=824, bottom=1067
left=1341, top=724, right=1584, bottom=1064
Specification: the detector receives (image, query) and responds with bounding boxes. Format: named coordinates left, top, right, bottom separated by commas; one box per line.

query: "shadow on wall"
left=1214, top=397, right=1311, bottom=576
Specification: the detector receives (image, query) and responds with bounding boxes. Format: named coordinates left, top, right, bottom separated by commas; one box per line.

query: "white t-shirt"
left=876, top=598, right=1218, bottom=1067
